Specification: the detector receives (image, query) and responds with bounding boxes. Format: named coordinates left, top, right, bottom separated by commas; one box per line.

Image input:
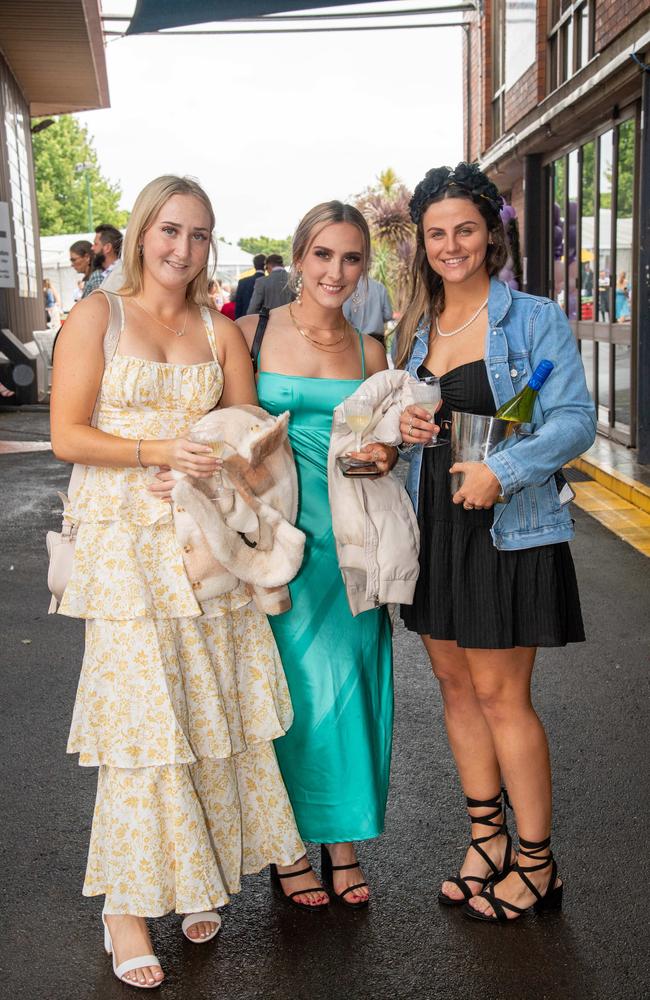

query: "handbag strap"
left=250, top=307, right=270, bottom=374
left=68, top=289, right=125, bottom=499
left=89, top=288, right=123, bottom=425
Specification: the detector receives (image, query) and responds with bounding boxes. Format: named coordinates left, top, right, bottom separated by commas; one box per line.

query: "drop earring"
left=295, top=271, right=303, bottom=305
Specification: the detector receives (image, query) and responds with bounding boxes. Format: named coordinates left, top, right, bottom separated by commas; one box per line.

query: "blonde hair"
left=288, top=200, right=371, bottom=292
left=394, top=189, right=507, bottom=369
left=120, top=175, right=217, bottom=304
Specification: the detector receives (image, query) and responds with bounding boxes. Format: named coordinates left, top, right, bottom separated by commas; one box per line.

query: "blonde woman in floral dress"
left=51, top=176, right=304, bottom=989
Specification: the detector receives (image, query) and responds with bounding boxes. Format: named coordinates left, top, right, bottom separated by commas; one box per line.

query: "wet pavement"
left=1, top=408, right=648, bottom=1000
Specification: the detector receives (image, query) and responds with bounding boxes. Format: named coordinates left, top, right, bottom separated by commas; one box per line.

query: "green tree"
left=31, top=115, right=128, bottom=235
left=238, top=235, right=292, bottom=261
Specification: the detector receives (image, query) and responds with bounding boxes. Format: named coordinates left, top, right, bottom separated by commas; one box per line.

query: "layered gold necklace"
left=289, top=303, right=351, bottom=353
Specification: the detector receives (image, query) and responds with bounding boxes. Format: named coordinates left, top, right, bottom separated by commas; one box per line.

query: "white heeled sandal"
left=102, top=911, right=163, bottom=990
left=181, top=911, right=221, bottom=943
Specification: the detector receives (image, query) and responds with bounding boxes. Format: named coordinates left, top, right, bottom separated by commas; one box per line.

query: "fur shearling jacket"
left=327, top=369, right=421, bottom=616
left=171, top=404, right=305, bottom=615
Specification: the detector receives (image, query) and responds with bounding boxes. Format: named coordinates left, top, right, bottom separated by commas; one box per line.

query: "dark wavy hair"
left=394, top=162, right=508, bottom=369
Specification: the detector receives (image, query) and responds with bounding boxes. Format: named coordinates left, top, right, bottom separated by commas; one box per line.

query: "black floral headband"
left=409, top=162, right=503, bottom=224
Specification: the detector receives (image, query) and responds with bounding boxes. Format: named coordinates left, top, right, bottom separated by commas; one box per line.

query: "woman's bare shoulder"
left=363, top=333, right=389, bottom=375
left=235, top=313, right=259, bottom=348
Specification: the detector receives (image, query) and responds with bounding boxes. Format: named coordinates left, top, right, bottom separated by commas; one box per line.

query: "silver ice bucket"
left=449, top=411, right=516, bottom=496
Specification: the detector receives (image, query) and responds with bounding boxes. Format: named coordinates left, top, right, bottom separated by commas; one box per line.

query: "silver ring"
left=372, top=451, right=380, bottom=462
left=463, top=502, right=473, bottom=510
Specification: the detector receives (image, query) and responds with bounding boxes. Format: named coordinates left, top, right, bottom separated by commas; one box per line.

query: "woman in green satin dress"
left=237, top=202, right=397, bottom=908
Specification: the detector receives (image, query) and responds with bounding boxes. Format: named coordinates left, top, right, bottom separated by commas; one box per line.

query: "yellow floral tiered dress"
left=60, top=305, right=304, bottom=917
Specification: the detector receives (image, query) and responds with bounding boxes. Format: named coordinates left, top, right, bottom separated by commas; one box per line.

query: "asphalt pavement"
left=0, top=408, right=648, bottom=1000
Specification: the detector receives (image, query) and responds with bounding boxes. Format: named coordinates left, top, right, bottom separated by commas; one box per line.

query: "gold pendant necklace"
left=132, top=297, right=190, bottom=337
left=289, top=303, right=349, bottom=351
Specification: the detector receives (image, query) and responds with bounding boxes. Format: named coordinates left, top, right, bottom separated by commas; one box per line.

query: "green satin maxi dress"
left=256, top=343, right=393, bottom=844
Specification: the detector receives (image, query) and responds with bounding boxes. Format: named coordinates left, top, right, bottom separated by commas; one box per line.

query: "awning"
left=127, top=1, right=355, bottom=35
left=0, top=0, right=109, bottom=115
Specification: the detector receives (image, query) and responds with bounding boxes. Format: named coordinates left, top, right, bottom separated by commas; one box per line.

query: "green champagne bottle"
left=494, top=360, right=554, bottom=423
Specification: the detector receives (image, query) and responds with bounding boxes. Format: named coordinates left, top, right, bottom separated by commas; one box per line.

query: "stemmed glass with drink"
left=337, top=393, right=378, bottom=476
left=410, top=378, right=447, bottom=448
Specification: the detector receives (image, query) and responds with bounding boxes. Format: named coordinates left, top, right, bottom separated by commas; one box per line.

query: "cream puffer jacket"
left=171, top=404, right=305, bottom=615
left=327, top=369, right=420, bottom=616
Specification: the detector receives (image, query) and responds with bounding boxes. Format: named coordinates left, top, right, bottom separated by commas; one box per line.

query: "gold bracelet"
left=136, top=438, right=146, bottom=469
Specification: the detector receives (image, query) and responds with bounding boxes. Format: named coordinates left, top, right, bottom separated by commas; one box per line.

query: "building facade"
left=464, top=1, right=650, bottom=461
left=0, top=1, right=109, bottom=344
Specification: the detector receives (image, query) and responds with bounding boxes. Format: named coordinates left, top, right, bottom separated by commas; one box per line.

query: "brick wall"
left=464, top=11, right=485, bottom=161
left=595, top=0, right=648, bottom=51
left=505, top=64, right=538, bottom=131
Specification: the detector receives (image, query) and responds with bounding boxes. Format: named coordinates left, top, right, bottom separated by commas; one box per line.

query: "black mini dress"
left=400, top=361, right=585, bottom=649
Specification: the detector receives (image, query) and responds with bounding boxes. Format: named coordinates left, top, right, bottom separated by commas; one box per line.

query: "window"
left=547, top=116, right=637, bottom=440
left=548, top=1, right=594, bottom=93
left=2, top=79, right=37, bottom=298
left=492, top=0, right=506, bottom=140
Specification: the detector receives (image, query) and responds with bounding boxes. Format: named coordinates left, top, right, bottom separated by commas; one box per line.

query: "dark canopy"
left=126, top=1, right=356, bottom=35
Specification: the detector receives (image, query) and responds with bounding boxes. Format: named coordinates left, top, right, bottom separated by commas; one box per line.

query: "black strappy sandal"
left=269, top=857, right=330, bottom=912
left=463, top=835, right=563, bottom=923
left=320, top=845, right=369, bottom=909
left=438, top=789, right=513, bottom=907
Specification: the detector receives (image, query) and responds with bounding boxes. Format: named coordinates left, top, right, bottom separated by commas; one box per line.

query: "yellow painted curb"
left=569, top=456, right=650, bottom=515
left=572, top=481, right=650, bottom=558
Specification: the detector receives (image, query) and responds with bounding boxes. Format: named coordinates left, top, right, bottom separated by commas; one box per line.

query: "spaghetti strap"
left=200, top=306, right=220, bottom=361
left=358, top=332, right=366, bottom=380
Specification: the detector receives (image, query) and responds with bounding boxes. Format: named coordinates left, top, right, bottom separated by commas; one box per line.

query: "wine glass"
left=188, top=428, right=226, bottom=486
left=343, top=394, right=373, bottom=465
left=410, top=378, right=447, bottom=448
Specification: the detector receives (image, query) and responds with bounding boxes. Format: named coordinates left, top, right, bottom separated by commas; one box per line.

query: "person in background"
left=84, top=224, right=123, bottom=298
left=220, top=287, right=237, bottom=321
left=235, top=254, right=266, bottom=318
left=615, top=271, right=631, bottom=322
left=396, top=162, right=596, bottom=924
left=69, top=240, right=94, bottom=293
left=246, top=254, right=293, bottom=314
left=343, top=275, right=393, bottom=344
left=73, top=279, right=85, bottom=303
left=43, top=278, right=62, bottom=328
left=208, top=279, right=224, bottom=310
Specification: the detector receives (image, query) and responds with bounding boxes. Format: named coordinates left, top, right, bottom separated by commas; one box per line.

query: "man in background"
left=83, top=224, right=123, bottom=298
left=343, top=276, right=393, bottom=343
left=247, top=254, right=293, bottom=314
left=235, top=254, right=266, bottom=319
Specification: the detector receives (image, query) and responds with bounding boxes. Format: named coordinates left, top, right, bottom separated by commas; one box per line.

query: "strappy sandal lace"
left=438, top=789, right=513, bottom=907
left=320, top=844, right=369, bottom=909
left=269, top=857, right=330, bottom=911
left=463, top=834, right=563, bottom=923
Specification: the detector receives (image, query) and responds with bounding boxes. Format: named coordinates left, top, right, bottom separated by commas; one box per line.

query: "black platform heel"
left=269, top=857, right=330, bottom=912
left=438, top=788, right=513, bottom=907
left=463, top=834, right=563, bottom=923
left=320, top=845, right=369, bottom=909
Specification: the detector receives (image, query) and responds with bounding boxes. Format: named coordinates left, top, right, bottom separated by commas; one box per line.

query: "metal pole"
left=85, top=172, right=93, bottom=231
left=637, top=70, right=650, bottom=462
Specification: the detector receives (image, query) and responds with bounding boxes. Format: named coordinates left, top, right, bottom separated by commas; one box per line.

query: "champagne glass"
left=188, top=428, right=225, bottom=486
left=343, top=394, right=373, bottom=466
left=410, top=378, right=447, bottom=448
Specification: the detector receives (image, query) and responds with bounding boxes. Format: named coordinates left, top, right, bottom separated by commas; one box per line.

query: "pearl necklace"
left=435, top=297, right=489, bottom=337
left=132, top=297, right=190, bottom=337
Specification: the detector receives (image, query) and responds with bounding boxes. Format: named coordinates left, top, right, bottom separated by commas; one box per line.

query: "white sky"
left=78, top=3, right=463, bottom=243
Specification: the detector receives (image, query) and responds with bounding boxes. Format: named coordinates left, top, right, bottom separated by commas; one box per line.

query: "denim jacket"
left=398, top=278, right=597, bottom=550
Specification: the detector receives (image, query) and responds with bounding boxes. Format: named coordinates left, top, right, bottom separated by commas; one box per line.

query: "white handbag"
left=46, top=290, right=123, bottom=612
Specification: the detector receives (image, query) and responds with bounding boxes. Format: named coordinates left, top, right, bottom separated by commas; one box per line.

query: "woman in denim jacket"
left=395, top=163, right=596, bottom=923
